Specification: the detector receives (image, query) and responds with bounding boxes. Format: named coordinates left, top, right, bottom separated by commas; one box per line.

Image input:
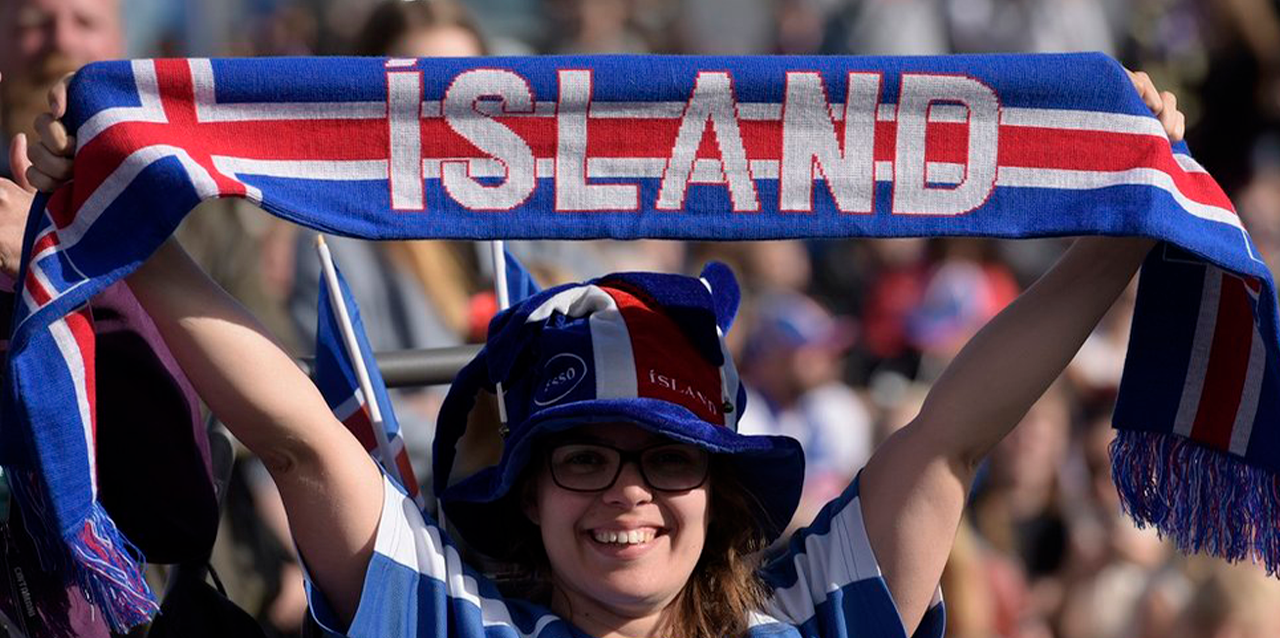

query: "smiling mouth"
left=590, top=529, right=659, bottom=546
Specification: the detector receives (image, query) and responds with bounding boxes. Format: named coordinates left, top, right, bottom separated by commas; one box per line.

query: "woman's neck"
left=551, top=582, right=676, bottom=638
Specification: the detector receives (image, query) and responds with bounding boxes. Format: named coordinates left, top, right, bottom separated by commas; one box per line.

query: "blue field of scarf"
left=2, top=52, right=1276, bottom=630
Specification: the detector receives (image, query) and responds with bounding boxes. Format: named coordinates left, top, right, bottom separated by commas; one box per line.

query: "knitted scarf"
left=2, top=52, right=1275, bottom=630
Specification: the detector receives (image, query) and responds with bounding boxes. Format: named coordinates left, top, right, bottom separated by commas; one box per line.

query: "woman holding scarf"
left=16, top=70, right=1183, bottom=638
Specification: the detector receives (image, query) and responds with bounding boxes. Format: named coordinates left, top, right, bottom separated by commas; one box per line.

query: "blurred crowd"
left=3, top=0, right=1280, bottom=637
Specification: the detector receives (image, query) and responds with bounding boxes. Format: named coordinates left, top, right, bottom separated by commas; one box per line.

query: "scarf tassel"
left=67, top=504, right=158, bottom=632
left=1110, top=429, right=1280, bottom=575
left=8, top=473, right=158, bottom=632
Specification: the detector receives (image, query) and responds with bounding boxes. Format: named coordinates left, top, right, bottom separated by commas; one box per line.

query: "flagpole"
left=315, top=236, right=400, bottom=482
left=490, top=240, right=510, bottom=426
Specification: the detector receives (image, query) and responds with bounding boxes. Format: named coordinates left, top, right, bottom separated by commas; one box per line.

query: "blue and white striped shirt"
left=306, top=474, right=946, bottom=638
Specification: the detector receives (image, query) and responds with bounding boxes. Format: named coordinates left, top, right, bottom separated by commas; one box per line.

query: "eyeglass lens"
left=548, top=443, right=710, bottom=492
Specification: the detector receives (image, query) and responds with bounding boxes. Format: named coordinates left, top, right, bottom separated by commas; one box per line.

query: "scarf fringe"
left=8, top=473, right=157, bottom=632
left=67, top=504, right=158, bottom=632
left=1110, top=429, right=1280, bottom=575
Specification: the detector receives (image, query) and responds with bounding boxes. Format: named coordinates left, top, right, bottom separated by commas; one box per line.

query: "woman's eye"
left=649, top=450, right=695, bottom=467
left=565, top=452, right=605, bottom=466
left=555, top=447, right=610, bottom=469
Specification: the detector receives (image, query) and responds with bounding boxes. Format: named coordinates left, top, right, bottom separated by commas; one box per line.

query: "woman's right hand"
left=25, top=74, right=77, bottom=194
left=1126, top=69, right=1185, bottom=141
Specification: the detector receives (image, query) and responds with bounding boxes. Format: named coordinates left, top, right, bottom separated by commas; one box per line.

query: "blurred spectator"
left=774, top=0, right=828, bottom=54
left=908, top=239, right=1021, bottom=378
left=940, top=521, right=999, bottom=638
left=1173, top=0, right=1280, bottom=192
left=0, top=0, right=122, bottom=175
left=822, top=0, right=951, bottom=55
left=737, top=290, right=871, bottom=527
left=970, top=389, right=1073, bottom=627
left=259, top=4, right=320, bottom=56
left=548, top=0, right=652, bottom=54
left=353, top=0, right=487, bottom=58
left=745, top=240, right=813, bottom=292
left=945, top=0, right=1116, bottom=55
left=1168, top=562, right=1280, bottom=638
left=678, top=0, right=774, bottom=54
left=810, top=238, right=926, bottom=384
left=978, top=391, right=1071, bottom=557
left=1238, top=139, right=1280, bottom=273
left=1126, top=568, right=1194, bottom=638
left=348, top=0, right=491, bottom=348
left=452, top=0, right=544, bottom=54
left=1067, top=278, right=1138, bottom=405
left=691, top=240, right=812, bottom=293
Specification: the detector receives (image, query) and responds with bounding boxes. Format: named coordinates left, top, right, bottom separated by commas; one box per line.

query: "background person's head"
left=740, top=291, right=855, bottom=407
left=0, top=0, right=123, bottom=142
left=353, top=0, right=486, bottom=58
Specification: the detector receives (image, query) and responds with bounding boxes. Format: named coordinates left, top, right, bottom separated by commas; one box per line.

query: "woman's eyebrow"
left=554, top=435, right=607, bottom=445
left=551, top=433, right=671, bottom=447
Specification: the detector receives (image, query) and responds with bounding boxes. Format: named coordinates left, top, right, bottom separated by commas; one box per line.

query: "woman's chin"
left=573, top=578, right=681, bottom=616
left=561, top=551, right=689, bottom=612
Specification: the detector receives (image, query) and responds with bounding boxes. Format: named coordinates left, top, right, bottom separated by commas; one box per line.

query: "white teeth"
left=592, top=530, right=655, bottom=545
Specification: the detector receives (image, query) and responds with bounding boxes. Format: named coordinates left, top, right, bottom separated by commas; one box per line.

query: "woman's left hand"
left=1127, top=69, right=1186, bottom=142
left=0, top=68, right=38, bottom=280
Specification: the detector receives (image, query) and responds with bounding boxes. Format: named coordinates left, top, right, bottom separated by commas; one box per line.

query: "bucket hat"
left=433, top=263, right=804, bottom=559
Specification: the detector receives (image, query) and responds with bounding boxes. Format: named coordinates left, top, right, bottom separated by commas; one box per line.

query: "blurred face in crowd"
left=390, top=25, right=483, bottom=58
left=3, top=0, right=123, bottom=71
left=525, top=423, right=710, bottom=621
left=990, top=392, right=1069, bottom=505
left=1, top=0, right=123, bottom=139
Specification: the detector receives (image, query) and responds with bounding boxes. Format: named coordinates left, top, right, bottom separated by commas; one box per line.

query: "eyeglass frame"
left=544, top=440, right=712, bottom=493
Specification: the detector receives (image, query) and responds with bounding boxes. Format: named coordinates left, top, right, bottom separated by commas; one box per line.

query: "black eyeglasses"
left=546, top=441, right=711, bottom=492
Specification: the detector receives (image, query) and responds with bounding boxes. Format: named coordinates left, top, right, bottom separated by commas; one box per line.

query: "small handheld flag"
left=501, top=245, right=543, bottom=308
left=314, top=236, right=425, bottom=508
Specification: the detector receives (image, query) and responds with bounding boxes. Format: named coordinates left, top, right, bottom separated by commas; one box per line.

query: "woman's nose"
left=602, top=460, right=652, bottom=507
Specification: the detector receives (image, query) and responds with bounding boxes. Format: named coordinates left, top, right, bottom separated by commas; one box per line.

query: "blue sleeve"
left=756, top=475, right=946, bottom=638
left=303, top=475, right=564, bottom=638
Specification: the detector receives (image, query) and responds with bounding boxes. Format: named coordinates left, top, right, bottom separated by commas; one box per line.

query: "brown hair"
left=661, top=461, right=771, bottom=638
left=497, top=457, right=771, bottom=638
left=353, top=0, right=488, bottom=56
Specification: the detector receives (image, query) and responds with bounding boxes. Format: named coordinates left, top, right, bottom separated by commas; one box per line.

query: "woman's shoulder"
left=754, top=476, right=945, bottom=638
left=307, top=473, right=563, bottom=637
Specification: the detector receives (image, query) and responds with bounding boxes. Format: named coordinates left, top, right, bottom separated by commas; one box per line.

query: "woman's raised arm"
left=859, top=69, right=1181, bottom=635
left=19, top=77, right=382, bottom=626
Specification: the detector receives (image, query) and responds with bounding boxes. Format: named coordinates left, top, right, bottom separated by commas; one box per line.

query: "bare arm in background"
left=16, top=78, right=382, bottom=627
left=859, top=70, right=1185, bottom=634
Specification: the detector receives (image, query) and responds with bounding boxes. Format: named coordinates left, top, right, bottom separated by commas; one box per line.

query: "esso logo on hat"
left=534, top=353, right=588, bottom=406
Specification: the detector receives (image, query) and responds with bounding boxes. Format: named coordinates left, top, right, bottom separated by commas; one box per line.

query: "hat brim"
left=441, top=397, right=804, bottom=560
